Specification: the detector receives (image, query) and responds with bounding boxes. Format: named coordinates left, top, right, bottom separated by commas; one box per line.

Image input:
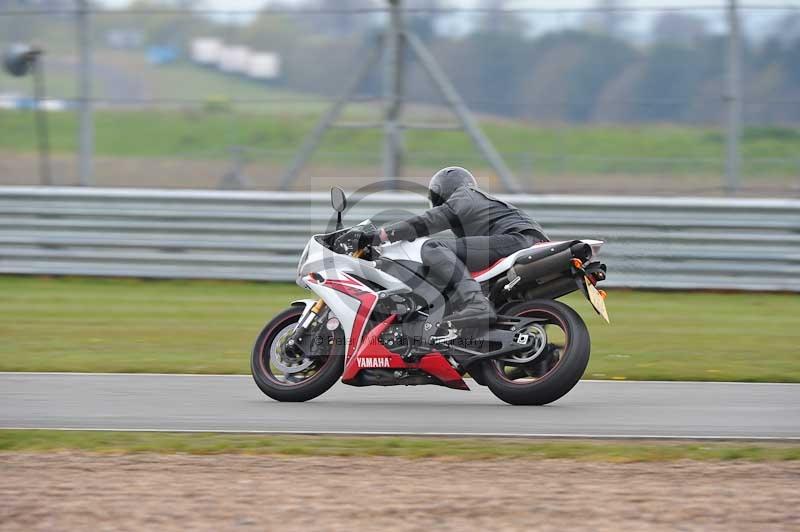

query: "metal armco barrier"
left=1, top=187, right=798, bottom=291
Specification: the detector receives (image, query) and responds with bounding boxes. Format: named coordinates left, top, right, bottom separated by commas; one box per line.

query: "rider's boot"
left=444, top=278, right=496, bottom=328
left=419, top=240, right=496, bottom=330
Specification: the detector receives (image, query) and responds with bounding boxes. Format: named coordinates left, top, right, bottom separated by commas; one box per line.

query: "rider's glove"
left=334, top=228, right=383, bottom=253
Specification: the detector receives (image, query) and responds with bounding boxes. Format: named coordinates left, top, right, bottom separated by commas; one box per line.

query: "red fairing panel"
left=342, top=315, right=469, bottom=390
left=415, top=355, right=470, bottom=391
left=470, top=258, right=503, bottom=279
left=310, top=273, right=379, bottom=361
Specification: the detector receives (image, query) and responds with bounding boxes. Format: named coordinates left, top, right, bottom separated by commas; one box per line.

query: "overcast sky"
left=95, top=0, right=798, bottom=41
left=98, top=1, right=800, bottom=9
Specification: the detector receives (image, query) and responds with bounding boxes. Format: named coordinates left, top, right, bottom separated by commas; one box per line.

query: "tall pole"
left=383, top=0, right=404, bottom=183
left=32, top=57, right=52, bottom=186
left=725, top=0, right=742, bottom=194
left=76, top=0, right=93, bottom=186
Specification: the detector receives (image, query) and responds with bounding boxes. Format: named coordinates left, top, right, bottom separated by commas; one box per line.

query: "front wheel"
left=483, top=299, right=590, bottom=405
left=251, top=306, right=344, bottom=402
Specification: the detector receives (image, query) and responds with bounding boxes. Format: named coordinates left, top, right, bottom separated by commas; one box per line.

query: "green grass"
left=1, top=430, right=797, bottom=461
left=1, top=276, right=798, bottom=381
left=2, top=109, right=798, bottom=178
left=0, top=276, right=301, bottom=374
left=1, top=49, right=796, bottom=179
left=0, top=51, right=313, bottom=108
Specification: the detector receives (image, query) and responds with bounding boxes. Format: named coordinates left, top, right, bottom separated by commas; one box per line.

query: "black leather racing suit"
left=383, top=186, right=549, bottom=305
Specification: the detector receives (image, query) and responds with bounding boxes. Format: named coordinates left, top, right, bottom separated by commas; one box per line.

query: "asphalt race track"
left=1, top=373, right=799, bottom=439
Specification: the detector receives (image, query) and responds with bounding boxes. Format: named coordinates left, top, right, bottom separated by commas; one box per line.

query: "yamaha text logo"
left=357, top=357, right=391, bottom=368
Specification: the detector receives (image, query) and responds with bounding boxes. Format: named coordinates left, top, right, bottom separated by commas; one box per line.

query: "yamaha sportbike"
left=251, top=187, right=609, bottom=405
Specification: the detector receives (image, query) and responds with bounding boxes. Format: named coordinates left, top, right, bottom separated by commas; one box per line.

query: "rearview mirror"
left=330, top=186, right=347, bottom=213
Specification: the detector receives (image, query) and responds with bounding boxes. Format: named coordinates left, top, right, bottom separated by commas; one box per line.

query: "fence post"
left=76, top=0, right=93, bottom=186
left=383, top=0, right=405, bottom=184
left=724, top=0, right=742, bottom=194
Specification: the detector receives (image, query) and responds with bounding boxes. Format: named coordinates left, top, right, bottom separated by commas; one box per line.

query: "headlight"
left=296, top=242, right=311, bottom=278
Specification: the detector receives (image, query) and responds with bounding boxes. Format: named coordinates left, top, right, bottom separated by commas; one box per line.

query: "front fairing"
left=293, top=219, right=416, bottom=364
left=295, top=220, right=372, bottom=288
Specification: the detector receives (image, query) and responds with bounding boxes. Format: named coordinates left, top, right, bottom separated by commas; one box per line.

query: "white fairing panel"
left=378, top=238, right=430, bottom=264
left=305, top=280, right=361, bottom=351
left=297, top=224, right=413, bottom=295
left=297, top=238, right=359, bottom=284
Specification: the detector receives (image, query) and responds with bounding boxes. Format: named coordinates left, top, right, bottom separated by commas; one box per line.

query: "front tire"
left=251, top=306, right=344, bottom=402
left=483, top=299, right=590, bottom=405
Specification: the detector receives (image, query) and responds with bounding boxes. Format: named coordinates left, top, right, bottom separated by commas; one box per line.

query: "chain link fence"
left=1, top=1, right=799, bottom=196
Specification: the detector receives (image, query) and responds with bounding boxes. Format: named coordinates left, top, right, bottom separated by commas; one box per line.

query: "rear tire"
left=251, top=306, right=344, bottom=402
left=483, top=299, right=590, bottom=405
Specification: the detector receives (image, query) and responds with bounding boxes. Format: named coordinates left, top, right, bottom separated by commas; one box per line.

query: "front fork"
left=285, top=299, right=327, bottom=357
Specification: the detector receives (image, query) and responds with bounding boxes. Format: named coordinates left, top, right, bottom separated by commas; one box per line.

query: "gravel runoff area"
left=1, top=453, right=799, bottom=531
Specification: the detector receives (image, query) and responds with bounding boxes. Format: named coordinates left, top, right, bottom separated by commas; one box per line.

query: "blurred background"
left=2, top=0, right=799, bottom=195
left=1, top=6, right=798, bottom=530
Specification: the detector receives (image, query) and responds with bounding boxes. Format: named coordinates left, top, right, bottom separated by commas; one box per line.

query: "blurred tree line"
left=242, top=0, right=800, bottom=125
left=2, top=0, right=799, bottom=125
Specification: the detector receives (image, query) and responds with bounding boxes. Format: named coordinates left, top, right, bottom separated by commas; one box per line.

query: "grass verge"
left=0, top=430, right=797, bottom=462
left=2, top=108, right=798, bottom=178
left=2, top=276, right=799, bottom=381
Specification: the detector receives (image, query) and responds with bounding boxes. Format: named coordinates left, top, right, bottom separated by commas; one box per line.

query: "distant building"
left=218, top=45, right=251, bottom=74
left=247, top=53, right=281, bottom=80
left=190, top=38, right=281, bottom=80
left=191, top=38, right=223, bottom=65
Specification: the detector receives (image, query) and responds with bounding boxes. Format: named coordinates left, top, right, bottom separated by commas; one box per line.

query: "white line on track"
left=3, top=426, right=799, bottom=441
left=1, top=372, right=798, bottom=386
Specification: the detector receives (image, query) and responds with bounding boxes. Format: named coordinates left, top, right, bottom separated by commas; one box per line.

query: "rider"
left=336, top=167, right=549, bottom=326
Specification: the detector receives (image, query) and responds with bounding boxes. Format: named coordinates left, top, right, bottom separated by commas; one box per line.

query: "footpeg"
left=441, top=313, right=496, bottom=331
left=429, top=327, right=458, bottom=345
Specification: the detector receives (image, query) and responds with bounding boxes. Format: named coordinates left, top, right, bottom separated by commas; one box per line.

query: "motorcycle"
left=251, top=187, right=610, bottom=405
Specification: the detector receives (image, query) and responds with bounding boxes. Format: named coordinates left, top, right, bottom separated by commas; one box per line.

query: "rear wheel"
left=483, top=299, right=590, bottom=405
left=251, top=306, right=344, bottom=402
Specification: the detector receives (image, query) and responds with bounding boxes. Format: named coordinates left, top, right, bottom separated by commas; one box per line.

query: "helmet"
left=428, top=166, right=477, bottom=207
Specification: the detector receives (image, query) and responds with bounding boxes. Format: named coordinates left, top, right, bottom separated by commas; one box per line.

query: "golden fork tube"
left=311, top=299, right=326, bottom=314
